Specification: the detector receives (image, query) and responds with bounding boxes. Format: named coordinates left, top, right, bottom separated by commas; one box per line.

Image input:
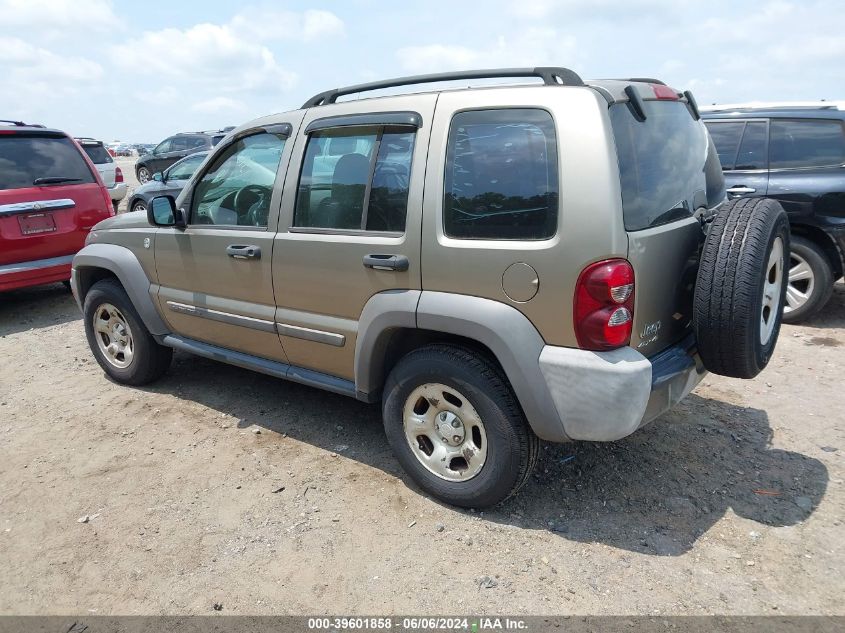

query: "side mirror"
left=152, top=172, right=163, bottom=182
left=147, top=196, right=185, bottom=228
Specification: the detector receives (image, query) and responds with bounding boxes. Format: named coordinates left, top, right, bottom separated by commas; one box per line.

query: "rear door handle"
left=727, top=186, right=756, bottom=194
left=363, top=253, right=409, bottom=271
left=226, top=244, right=261, bottom=260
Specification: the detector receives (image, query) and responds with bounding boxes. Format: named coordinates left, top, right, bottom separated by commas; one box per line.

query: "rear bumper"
left=538, top=334, right=706, bottom=442
left=107, top=183, right=127, bottom=202
left=0, top=254, right=73, bottom=292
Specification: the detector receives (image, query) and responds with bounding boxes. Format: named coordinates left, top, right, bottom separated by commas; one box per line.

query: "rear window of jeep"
left=0, top=134, right=96, bottom=191
left=610, top=100, right=724, bottom=231
left=443, top=109, right=559, bottom=240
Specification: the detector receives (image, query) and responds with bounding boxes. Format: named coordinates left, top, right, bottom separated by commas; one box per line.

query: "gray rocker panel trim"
left=415, top=292, right=568, bottom=442
left=163, top=335, right=356, bottom=398
left=71, top=243, right=170, bottom=336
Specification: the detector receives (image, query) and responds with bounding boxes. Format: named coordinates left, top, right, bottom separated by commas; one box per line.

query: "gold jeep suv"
left=71, top=68, right=790, bottom=507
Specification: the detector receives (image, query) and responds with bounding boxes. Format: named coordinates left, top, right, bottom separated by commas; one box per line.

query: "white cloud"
left=112, top=23, right=296, bottom=93
left=398, top=29, right=578, bottom=74
left=0, top=37, right=103, bottom=83
left=228, top=7, right=345, bottom=42
left=0, top=0, right=120, bottom=37
left=302, top=10, right=345, bottom=40
left=191, top=97, right=248, bottom=114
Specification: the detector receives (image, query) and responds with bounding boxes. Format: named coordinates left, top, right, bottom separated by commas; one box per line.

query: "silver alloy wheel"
left=760, top=237, right=784, bottom=345
left=137, top=168, right=150, bottom=184
left=133, top=201, right=147, bottom=214
left=92, top=303, right=134, bottom=369
left=784, top=251, right=815, bottom=315
left=402, top=383, right=488, bottom=482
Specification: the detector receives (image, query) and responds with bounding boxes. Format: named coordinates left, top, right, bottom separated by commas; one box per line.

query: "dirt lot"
left=0, top=280, right=843, bottom=615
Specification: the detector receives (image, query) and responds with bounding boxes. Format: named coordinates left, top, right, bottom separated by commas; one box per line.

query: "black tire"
left=781, top=235, right=834, bottom=324
left=137, top=167, right=151, bottom=184
left=131, top=199, right=147, bottom=214
left=382, top=344, right=540, bottom=508
left=694, top=197, right=790, bottom=379
left=83, top=278, right=172, bottom=385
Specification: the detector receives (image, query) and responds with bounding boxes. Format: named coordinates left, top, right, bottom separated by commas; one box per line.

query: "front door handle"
left=363, top=253, right=409, bottom=271
left=727, top=186, right=756, bottom=195
left=226, top=244, right=261, bottom=260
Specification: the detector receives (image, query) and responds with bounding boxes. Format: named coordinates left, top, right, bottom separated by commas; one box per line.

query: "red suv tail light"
left=574, top=259, right=635, bottom=350
left=115, top=166, right=124, bottom=183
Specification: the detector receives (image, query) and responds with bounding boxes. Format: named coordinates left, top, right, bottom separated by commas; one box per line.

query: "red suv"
left=0, top=121, right=114, bottom=292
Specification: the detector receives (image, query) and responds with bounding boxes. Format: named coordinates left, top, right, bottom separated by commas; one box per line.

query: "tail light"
left=115, top=166, right=124, bottom=183
left=574, top=259, right=635, bottom=350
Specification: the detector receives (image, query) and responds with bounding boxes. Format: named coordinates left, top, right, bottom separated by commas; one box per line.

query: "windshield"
left=0, top=134, right=96, bottom=190
left=610, top=100, right=725, bottom=231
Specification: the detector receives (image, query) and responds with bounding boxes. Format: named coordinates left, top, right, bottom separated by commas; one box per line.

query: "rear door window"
left=735, top=121, right=768, bottom=170
left=610, top=101, right=724, bottom=231
left=0, top=134, right=96, bottom=190
left=443, top=109, right=558, bottom=240
left=80, top=143, right=113, bottom=164
left=769, top=119, right=845, bottom=169
left=294, top=125, right=416, bottom=232
left=703, top=121, right=745, bottom=169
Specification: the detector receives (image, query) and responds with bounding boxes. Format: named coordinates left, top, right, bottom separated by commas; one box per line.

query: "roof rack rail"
left=301, top=67, right=584, bottom=108
left=701, top=101, right=845, bottom=112
left=0, top=119, right=44, bottom=127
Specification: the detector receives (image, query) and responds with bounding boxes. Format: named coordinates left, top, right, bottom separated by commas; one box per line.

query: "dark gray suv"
left=135, top=128, right=231, bottom=183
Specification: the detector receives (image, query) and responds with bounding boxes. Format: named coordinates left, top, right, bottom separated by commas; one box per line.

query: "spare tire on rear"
left=694, top=197, right=790, bottom=379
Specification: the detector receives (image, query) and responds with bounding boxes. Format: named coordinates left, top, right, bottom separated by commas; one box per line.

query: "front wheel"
left=382, top=345, right=540, bottom=508
left=131, top=199, right=147, bottom=214
left=83, top=278, right=172, bottom=385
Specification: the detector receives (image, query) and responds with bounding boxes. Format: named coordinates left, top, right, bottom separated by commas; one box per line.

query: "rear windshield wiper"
left=33, top=177, right=82, bottom=185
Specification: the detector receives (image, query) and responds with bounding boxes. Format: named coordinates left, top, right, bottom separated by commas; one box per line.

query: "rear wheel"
left=694, top=197, right=790, bottom=379
left=382, top=345, right=540, bottom=508
left=137, top=167, right=151, bottom=184
left=131, top=200, right=147, bottom=214
left=781, top=236, right=834, bottom=323
left=83, top=279, right=172, bottom=385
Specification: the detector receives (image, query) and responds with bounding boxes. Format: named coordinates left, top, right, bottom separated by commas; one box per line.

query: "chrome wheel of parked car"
left=760, top=237, right=784, bottom=345
left=137, top=167, right=151, bottom=183
left=92, top=302, right=134, bottom=369
left=785, top=250, right=815, bottom=315
left=132, top=201, right=147, bottom=214
left=402, top=382, right=488, bottom=481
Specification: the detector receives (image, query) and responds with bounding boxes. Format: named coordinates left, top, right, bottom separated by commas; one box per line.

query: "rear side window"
left=443, top=109, right=558, bottom=240
left=0, top=134, right=96, bottom=190
left=769, top=119, right=845, bottom=169
left=294, top=125, right=416, bottom=232
left=80, top=143, right=113, bottom=164
left=610, top=101, right=724, bottom=231
left=705, top=121, right=745, bottom=169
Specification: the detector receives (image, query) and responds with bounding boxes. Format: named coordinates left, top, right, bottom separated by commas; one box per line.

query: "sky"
left=1, top=0, right=843, bottom=143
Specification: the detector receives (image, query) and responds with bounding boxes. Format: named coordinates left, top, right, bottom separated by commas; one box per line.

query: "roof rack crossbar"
left=301, top=67, right=584, bottom=108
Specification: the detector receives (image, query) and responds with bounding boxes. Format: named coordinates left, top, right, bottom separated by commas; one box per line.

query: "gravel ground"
left=0, top=281, right=842, bottom=615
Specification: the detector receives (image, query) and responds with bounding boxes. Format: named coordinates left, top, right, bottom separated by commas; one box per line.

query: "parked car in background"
left=702, top=102, right=845, bottom=322
left=0, top=120, right=114, bottom=292
left=134, top=128, right=232, bottom=184
left=76, top=138, right=127, bottom=212
left=126, top=151, right=208, bottom=214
